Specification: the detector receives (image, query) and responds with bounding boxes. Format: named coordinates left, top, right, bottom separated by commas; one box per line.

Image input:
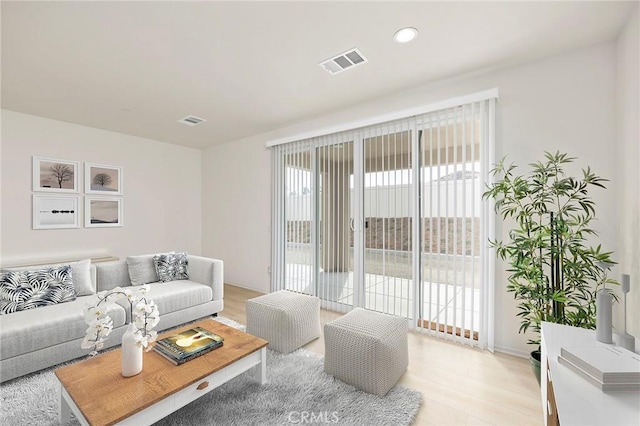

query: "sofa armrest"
left=188, top=255, right=223, bottom=301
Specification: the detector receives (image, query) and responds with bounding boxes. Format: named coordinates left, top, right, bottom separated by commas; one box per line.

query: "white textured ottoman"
left=246, top=290, right=320, bottom=354
left=324, top=308, right=408, bottom=396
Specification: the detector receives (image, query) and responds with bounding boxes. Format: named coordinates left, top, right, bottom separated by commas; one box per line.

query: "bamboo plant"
left=483, top=151, right=618, bottom=346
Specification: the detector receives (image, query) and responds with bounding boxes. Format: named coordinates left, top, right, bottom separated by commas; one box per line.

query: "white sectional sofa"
left=0, top=254, right=223, bottom=383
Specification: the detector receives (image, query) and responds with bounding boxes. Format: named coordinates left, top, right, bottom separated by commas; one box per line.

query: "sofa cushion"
left=95, top=260, right=130, bottom=292
left=126, top=254, right=159, bottom=286
left=119, top=280, right=212, bottom=322
left=153, top=252, right=189, bottom=282
left=0, top=296, right=126, bottom=360
left=4, top=259, right=95, bottom=296
left=0, top=266, right=76, bottom=315
left=126, top=252, right=175, bottom=286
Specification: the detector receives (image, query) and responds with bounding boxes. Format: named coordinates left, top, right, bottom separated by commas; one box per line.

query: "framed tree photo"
left=33, top=157, right=79, bottom=193
left=85, top=197, right=123, bottom=228
left=32, top=195, right=80, bottom=229
left=85, top=163, right=123, bottom=195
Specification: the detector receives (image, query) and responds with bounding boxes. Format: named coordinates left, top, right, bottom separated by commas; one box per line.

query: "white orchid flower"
left=81, top=336, right=96, bottom=349
left=134, top=315, right=146, bottom=330
left=82, top=285, right=159, bottom=357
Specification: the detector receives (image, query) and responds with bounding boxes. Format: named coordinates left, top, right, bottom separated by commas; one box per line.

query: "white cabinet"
left=541, top=322, right=640, bottom=426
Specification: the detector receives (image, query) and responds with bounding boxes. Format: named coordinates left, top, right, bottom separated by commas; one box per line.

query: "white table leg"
left=253, top=347, right=266, bottom=384
left=60, top=384, right=71, bottom=424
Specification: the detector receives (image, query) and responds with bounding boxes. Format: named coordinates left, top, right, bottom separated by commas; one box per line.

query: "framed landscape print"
left=85, top=163, right=123, bottom=195
left=32, top=195, right=80, bottom=229
left=85, top=197, right=122, bottom=228
left=33, top=157, right=79, bottom=193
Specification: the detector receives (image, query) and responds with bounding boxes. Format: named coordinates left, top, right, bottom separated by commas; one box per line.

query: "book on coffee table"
left=154, top=341, right=222, bottom=365
left=153, top=326, right=224, bottom=365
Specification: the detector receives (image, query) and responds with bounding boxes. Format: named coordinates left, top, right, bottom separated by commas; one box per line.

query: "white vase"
left=121, top=322, right=143, bottom=377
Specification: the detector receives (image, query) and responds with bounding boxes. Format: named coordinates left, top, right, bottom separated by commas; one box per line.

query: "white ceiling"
left=1, top=1, right=635, bottom=149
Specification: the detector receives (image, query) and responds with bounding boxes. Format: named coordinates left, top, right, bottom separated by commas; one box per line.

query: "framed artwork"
left=32, top=195, right=80, bottom=229
left=32, top=157, right=79, bottom=193
left=85, top=163, right=123, bottom=195
left=85, top=197, right=123, bottom=228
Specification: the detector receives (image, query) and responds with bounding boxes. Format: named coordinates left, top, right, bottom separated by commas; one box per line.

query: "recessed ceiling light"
left=393, top=27, right=418, bottom=43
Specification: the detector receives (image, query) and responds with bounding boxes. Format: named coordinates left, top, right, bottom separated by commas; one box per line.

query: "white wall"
left=202, top=139, right=271, bottom=290
left=203, top=41, right=620, bottom=356
left=616, top=5, right=640, bottom=346
left=1, top=110, right=203, bottom=264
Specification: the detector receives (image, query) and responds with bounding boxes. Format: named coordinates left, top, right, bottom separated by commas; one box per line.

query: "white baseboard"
left=224, top=281, right=267, bottom=294
left=494, top=345, right=531, bottom=358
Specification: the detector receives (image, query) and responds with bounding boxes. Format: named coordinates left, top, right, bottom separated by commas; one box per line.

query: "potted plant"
left=483, top=151, right=618, bottom=384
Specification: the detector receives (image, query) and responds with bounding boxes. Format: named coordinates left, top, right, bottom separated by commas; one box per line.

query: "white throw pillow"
left=3, top=258, right=95, bottom=296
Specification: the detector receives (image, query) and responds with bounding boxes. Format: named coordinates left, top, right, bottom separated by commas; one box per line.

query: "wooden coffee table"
left=55, top=319, right=268, bottom=426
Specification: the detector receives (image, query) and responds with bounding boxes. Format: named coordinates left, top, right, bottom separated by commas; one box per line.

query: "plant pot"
left=530, top=349, right=541, bottom=387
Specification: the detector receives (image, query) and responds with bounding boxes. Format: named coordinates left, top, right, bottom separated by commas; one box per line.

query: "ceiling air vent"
left=177, top=115, right=206, bottom=126
left=319, top=48, right=368, bottom=75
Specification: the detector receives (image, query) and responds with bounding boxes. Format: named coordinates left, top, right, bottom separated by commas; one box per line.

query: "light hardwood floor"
left=223, top=284, right=543, bottom=426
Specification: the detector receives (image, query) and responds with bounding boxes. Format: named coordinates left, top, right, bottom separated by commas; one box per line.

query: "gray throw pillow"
left=126, top=252, right=175, bottom=286
left=153, top=252, right=189, bottom=282
left=0, top=265, right=76, bottom=315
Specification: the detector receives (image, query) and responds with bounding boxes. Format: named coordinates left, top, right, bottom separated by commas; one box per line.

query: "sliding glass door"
left=276, top=134, right=359, bottom=313
left=271, top=95, right=496, bottom=349
left=361, top=124, right=415, bottom=319
left=316, top=139, right=355, bottom=312
left=417, top=105, right=482, bottom=340
left=281, top=145, right=314, bottom=295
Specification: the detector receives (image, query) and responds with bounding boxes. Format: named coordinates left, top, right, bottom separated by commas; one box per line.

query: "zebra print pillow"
left=0, top=265, right=76, bottom=315
left=152, top=252, right=189, bottom=283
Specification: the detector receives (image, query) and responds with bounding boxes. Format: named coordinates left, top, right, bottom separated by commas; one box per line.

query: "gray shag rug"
left=1, top=317, right=422, bottom=425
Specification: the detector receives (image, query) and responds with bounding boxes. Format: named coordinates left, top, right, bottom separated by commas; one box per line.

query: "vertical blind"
left=271, top=93, right=496, bottom=349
